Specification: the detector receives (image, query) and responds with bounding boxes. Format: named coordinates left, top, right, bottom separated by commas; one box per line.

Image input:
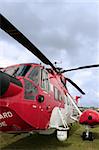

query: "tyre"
left=89, top=132, right=93, bottom=141
left=82, top=132, right=86, bottom=140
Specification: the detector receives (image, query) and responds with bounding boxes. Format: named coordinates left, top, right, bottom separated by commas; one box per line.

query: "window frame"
left=41, top=69, right=50, bottom=92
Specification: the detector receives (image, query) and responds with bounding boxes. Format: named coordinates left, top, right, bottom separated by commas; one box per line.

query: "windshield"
left=2, top=65, right=31, bottom=77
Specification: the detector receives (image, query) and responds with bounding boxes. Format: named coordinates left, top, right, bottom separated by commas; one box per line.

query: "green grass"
left=0, top=124, right=99, bottom=150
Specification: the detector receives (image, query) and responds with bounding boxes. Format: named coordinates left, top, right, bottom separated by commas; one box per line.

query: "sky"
left=0, top=0, right=99, bottom=107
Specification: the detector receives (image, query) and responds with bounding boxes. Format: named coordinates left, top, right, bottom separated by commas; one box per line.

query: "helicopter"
left=0, top=14, right=99, bottom=141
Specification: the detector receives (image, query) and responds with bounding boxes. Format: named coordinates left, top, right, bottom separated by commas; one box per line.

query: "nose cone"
left=0, top=71, right=10, bottom=96
left=0, top=71, right=23, bottom=97
left=79, top=109, right=99, bottom=126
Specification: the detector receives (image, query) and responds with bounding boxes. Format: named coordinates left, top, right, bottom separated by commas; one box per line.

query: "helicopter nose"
left=0, top=71, right=10, bottom=96
left=0, top=71, right=23, bottom=97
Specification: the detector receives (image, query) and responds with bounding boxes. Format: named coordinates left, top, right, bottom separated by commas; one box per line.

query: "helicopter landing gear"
left=81, top=126, right=94, bottom=141
left=82, top=131, right=94, bottom=141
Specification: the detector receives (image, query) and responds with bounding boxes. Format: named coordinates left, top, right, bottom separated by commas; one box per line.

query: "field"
left=0, top=124, right=99, bottom=150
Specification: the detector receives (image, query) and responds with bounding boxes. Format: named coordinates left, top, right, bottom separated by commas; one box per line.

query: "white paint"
left=32, top=105, right=37, bottom=108
left=66, top=93, right=82, bottom=115
left=0, top=111, right=13, bottom=120
left=50, top=84, right=53, bottom=92
left=0, top=121, right=7, bottom=127
left=57, top=130, right=68, bottom=141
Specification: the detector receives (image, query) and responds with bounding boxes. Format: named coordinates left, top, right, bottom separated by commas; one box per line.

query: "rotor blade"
left=0, top=14, right=57, bottom=72
left=65, top=77, right=85, bottom=95
left=61, top=64, right=99, bottom=73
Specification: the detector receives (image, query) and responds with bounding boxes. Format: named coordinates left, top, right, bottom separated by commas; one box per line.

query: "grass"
left=0, top=123, right=99, bottom=150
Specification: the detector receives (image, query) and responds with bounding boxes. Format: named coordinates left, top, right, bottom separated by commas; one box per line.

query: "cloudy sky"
left=0, top=0, right=99, bottom=107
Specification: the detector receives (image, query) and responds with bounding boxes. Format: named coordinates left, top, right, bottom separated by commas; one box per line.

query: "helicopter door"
left=37, top=69, right=51, bottom=128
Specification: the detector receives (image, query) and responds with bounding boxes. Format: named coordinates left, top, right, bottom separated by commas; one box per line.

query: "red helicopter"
left=0, top=14, right=99, bottom=141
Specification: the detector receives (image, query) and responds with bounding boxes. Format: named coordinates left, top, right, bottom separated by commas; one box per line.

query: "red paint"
left=2, top=82, right=22, bottom=98
left=79, top=109, right=99, bottom=126
left=0, top=63, right=65, bottom=133
left=75, top=96, right=81, bottom=103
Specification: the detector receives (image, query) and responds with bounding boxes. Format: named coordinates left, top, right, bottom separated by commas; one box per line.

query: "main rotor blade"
left=61, top=64, right=99, bottom=73
left=0, top=14, right=57, bottom=72
left=65, top=77, right=85, bottom=95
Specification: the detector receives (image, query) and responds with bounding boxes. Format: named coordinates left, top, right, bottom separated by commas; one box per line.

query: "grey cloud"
left=0, top=0, right=99, bottom=106
left=0, top=1, right=98, bottom=65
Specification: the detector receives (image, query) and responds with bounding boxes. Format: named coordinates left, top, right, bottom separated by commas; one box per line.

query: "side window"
left=54, top=87, right=62, bottom=101
left=67, top=98, right=70, bottom=105
left=54, top=87, right=59, bottom=100
left=41, top=69, right=50, bottom=92
left=28, top=66, right=40, bottom=85
left=24, top=79, right=38, bottom=100
left=64, top=95, right=69, bottom=105
left=58, top=91, right=62, bottom=101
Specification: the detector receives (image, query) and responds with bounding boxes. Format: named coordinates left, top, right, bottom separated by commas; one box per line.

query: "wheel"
left=82, top=132, right=86, bottom=140
left=88, top=132, right=93, bottom=141
left=67, top=130, right=69, bottom=138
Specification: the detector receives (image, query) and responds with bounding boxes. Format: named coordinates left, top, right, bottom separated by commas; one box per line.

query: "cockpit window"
left=28, top=66, right=40, bottom=85
left=14, top=65, right=31, bottom=76
left=3, top=65, right=31, bottom=77
left=24, top=79, right=38, bottom=100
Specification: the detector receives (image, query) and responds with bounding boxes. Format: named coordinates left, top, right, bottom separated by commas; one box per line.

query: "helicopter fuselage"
left=0, top=63, right=72, bottom=133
